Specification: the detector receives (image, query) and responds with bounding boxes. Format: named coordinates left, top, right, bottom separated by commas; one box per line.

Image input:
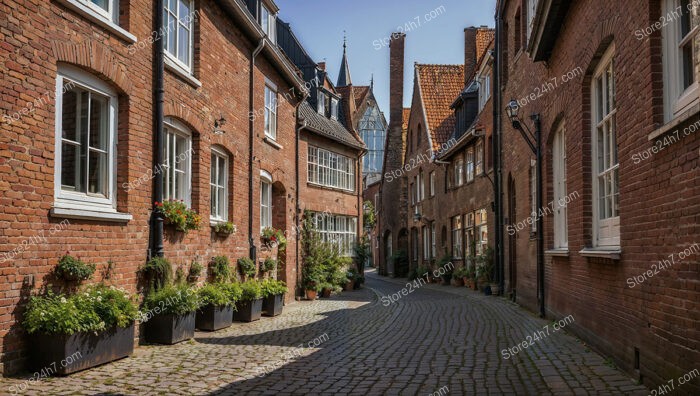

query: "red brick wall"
left=501, top=0, right=699, bottom=392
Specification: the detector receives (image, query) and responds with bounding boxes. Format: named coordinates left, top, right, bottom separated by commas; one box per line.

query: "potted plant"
left=237, top=257, right=256, bottom=281
left=23, top=285, right=138, bottom=375
left=54, top=254, right=96, bottom=282
left=140, top=256, right=173, bottom=291
left=195, top=282, right=242, bottom=331
left=452, top=267, right=467, bottom=287
left=234, top=280, right=263, bottom=322
left=262, top=257, right=277, bottom=277
left=353, top=275, right=365, bottom=290
left=209, top=256, right=232, bottom=283
left=320, top=282, right=333, bottom=298
left=157, top=200, right=201, bottom=233
left=142, top=284, right=198, bottom=344
left=465, top=266, right=477, bottom=290
left=436, top=255, right=453, bottom=286
left=476, top=254, right=494, bottom=295
left=344, top=268, right=358, bottom=291
left=483, top=247, right=498, bottom=295
left=261, top=227, right=287, bottom=250
left=188, top=261, right=204, bottom=283
left=213, top=221, right=236, bottom=236
left=260, top=279, right=287, bottom=317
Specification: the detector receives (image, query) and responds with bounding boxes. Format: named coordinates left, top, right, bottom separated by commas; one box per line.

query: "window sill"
left=648, top=101, right=700, bottom=141
left=50, top=207, right=132, bottom=223
left=55, top=0, right=137, bottom=43
left=306, top=182, right=356, bottom=194
left=545, top=248, right=569, bottom=257
left=263, top=136, right=283, bottom=150
left=579, top=247, right=621, bottom=260
left=165, top=56, right=202, bottom=88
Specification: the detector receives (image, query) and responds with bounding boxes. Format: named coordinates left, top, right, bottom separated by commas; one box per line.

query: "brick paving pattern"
left=1, top=270, right=648, bottom=395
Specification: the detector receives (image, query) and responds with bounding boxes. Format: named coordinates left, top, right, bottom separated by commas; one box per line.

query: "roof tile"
left=416, top=64, right=465, bottom=151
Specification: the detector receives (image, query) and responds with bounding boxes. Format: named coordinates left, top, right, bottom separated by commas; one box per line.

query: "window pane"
left=88, top=151, right=108, bottom=196
left=62, top=85, right=79, bottom=142
left=89, top=94, right=109, bottom=151
left=217, top=155, right=226, bottom=186
left=178, top=25, right=190, bottom=64
left=91, top=0, right=108, bottom=11
left=61, top=142, right=80, bottom=191
left=682, top=42, right=694, bottom=89
left=178, top=0, right=191, bottom=19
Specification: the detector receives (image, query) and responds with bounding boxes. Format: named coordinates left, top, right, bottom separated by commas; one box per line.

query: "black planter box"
left=29, top=324, right=135, bottom=376
left=262, top=294, right=284, bottom=317
left=234, top=298, right=263, bottom=322
left=196, top=305, right=234, bottom=331
left=144, top=312, right=195, bottom=344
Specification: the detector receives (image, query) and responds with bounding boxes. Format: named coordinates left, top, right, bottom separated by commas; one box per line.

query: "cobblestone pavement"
left=1, top=270, right=648, bottom=396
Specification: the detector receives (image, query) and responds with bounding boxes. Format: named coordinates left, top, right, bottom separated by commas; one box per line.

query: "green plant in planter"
left=261, top=227, right=287, bottom=250
left=220, top=282, right=243, bottom=304
left=196, top=283, right=242, bottom=307
left=240, top=280, right=263, bottom=301
left=140, top=257, right=173, bottom=290
left=142, top=284, right=198, bottom=316
left=262, top=257, right=277, bottom=274
left=237, top=257, right=256, bottom=279
left=209, top=256, right=232, bottom=283
left=409, top=266, right=430, bottom=281
left=189, top=261, right=204, bottom=279
left=23, top=285, right=138, bottom=335
left=213, top=221, right=237, bottom=235
left=260, top=279, right=288, bottom=298
left=55, top=254, right=96, bottom=282
left=453, top=267, right=468, bottom=279
left=157, top=200, right=201, bottom=233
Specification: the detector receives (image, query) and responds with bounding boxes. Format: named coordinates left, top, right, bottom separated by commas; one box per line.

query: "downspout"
left=150, top=0, right=165, bottom=259
left=249, top=39, right=267, bottom=263
left=494, top=3, right=504, bottom=295
left=357, top=146, right=367, bottom=275
left=295, top=116, right=307, bottom=299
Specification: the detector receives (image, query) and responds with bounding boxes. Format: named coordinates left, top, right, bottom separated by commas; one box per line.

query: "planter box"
left=234, top=298, right=263, bottom=322
left=196, top=305, right=234, bottom=331
left=30, top=324, right=135, bottom=376
left=144, top=312, right=195, bottom=345
left=262, top=294, right=284, bottom=317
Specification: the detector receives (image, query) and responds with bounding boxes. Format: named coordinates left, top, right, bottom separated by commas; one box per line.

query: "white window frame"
left=260, top=171, right=272, bottom=231
left=475, top=209, right=488, bottom=256
left=80, top=0, right=118, bottom=23
left=163, top=117, right=193, bottom=207
left=591, top=45, right=620, bottom=248
left=313, top=212, right=358, bottom=256
left=552, top=123, right=568, bottom=249
left=164, top=0, right=195, bottom=72
left=260, top=3, right=276, bottom=44
left=265, top=82, right=278, bottom=140
left=330, top=97, right=339, bottom=120
left=452, top=215, right=463, bottom=259
left=431, top=222, right=437, bottom=258
left=418, top=169, right=425, bottom=202
left=317, top=90, right=326, bottom=115
left=422, top=225, right=430, bottom=260
left=210, top=147, right=228, bottom=223
left=478, top=64, right=492, bottom=111
left=466, top=147, right=475, bottom=183
left=429, top=171, right=436, bottom=197
left=455, top=158, right=464, bottom=187
left=527, top=0, right=538, bottom=42
left=54, top=65, right=118, bottom=213
left=662, top=0, right=699, bottom=122
left=475, top=140, right=484, bottom=176
left=307, top=146, right=356, bottom=191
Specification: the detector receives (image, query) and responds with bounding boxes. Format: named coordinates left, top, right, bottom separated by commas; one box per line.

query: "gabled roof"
left=402, top=108, right=411, bottom=131
left=299, top=101, right=365, bottom=150
left=415, top=64, right=465, bottom=151
left=335, top=84, right=372, bottom=129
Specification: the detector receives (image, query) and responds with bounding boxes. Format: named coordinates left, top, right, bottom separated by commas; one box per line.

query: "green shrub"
left=189, top=261, right=204, bottom=279
left=262, top=257, right=277, bottom=273
left=237, top=257, right=256, bottom=278
left=409, top=266, right=430, bottom=281
left=196, top=283, right=231, bottom=307
left=142, top=284, right=198, bottom=316
left=240, top=280, right=263, bottom=301
left=23, top=285, right=138, bottom=335
left=141, top=256, right=173, bottom=290
left=55, top=254, right=96, bottom=282
left=214, top=221, right=237, bottom=235
left=209, top=256, right=232, bottom=282
left=220, top=282, right=243, bottom=304
left=260, top=279, right=287, bottom=298
left=453, top=267, right=469, bottom=279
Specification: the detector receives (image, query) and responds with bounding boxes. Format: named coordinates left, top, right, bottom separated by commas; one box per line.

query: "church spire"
left=337, top=32, right=352, bottom=87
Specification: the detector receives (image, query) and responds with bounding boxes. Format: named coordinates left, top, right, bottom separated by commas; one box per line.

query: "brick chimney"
left=464, top=27, right=477, bottom=85
left=389, top=32, right=406, bottom=152
left=317, top=61, right=326, bottom=72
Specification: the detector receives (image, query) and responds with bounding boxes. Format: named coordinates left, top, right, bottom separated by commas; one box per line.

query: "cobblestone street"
left=1, top=270, right=648, bottom=395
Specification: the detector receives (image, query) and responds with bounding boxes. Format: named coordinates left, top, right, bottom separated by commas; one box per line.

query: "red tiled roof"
left=476, top=28, right=495, bottom=64
left=402, top=108, right=411, bottom=131
left=416, top=64, right=465, bottom=151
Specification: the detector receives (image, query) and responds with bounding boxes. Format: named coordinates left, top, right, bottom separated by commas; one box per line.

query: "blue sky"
left=275, top=0, right=497, bottom=124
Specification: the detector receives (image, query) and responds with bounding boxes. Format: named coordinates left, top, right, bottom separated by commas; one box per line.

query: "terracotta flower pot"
left=306, top=289, right=318, bottom=300
left=343, top=281, right=354, bottom=291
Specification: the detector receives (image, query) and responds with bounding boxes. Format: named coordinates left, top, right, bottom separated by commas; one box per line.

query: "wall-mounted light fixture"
left=214, top=115, right=227, bottom=135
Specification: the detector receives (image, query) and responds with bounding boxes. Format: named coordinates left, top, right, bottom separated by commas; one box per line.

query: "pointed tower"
left=337, top=34, right=352, bottom=87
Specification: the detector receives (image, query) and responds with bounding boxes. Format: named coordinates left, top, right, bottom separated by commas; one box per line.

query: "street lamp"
left=506, top=99, right=545, bottom=318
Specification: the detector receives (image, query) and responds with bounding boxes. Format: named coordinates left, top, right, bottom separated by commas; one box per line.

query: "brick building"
left=498, top=0, right=699, bottom=392
left=0, top=0, right=357, bottom=375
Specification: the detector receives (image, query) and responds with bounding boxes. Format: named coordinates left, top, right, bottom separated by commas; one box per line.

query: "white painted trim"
left=164, top=56, right=202, bottom=88
left=55, top=0, right=136, bottom=43
left=50, top=207, right=132, bottom=222
left=209, top=147, right=229, bottom=222
left=579, top=248, right=621, bottom=260
left=163, top=117, right=193, bottom=207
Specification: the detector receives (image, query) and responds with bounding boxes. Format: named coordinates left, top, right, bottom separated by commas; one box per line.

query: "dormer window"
left=260, top=4, right=276, bottom=44
left=317, top=90, right=326, bottom=115
left=331, top=98, right=339, bottom=120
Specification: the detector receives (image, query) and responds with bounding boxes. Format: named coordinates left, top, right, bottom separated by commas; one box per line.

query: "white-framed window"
left=465, top=212, right=475, bottom=259
left=431, top=222, right=437, bottom=258
left=662, top=0, right=699, bottom=122
left=527, top=0, right=538, bottom=41
left=478, top=67, right=491, bottom=111
left=313, top=212, right=358, bottom=256
left=452, top=215, right=463, bottom=259
left=260, top=171, right=272, bottom=231
left=210, top=148, right=228, bottom=222
left=264, top=83, right=278, bottom=139
left=79, top=0, right=119, bottom=23
left=591, top=45, right=620, bottom=248
left=260, top=3, right=276, bottom=44
left=475, top=140, right=484, bottom=175
left=552, top=123, right=568, bottom=249
left=422, top=225, right=430, bottom=260
left=530, top=160, right=537, bottom=233
left=466, top=147, right=475, bottom=183
left=164, top=0, right=195, bottom=71
left=455, top=158, right=464, bottom=187
left=331, top=98, right=339, bottom=120
left=317, top=90, right=326, bottom=115
left=163, top=118, right=193, bottom=206
left=475, top=209, right=488, bottom=255
left=418, top=169, right=425, bottom=202
left=429, top=171, right=436, bottom=197
left=308, top=146, right=356, bottom=191
left=55, top=65, right=117, bottom=212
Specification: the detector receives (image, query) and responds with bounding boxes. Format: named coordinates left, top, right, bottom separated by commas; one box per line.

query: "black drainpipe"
left=295, top=116, right=306, bottom=299
left=248, top=39, right=266, bottom=263
left=150, top=0, right=165, bottom=259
